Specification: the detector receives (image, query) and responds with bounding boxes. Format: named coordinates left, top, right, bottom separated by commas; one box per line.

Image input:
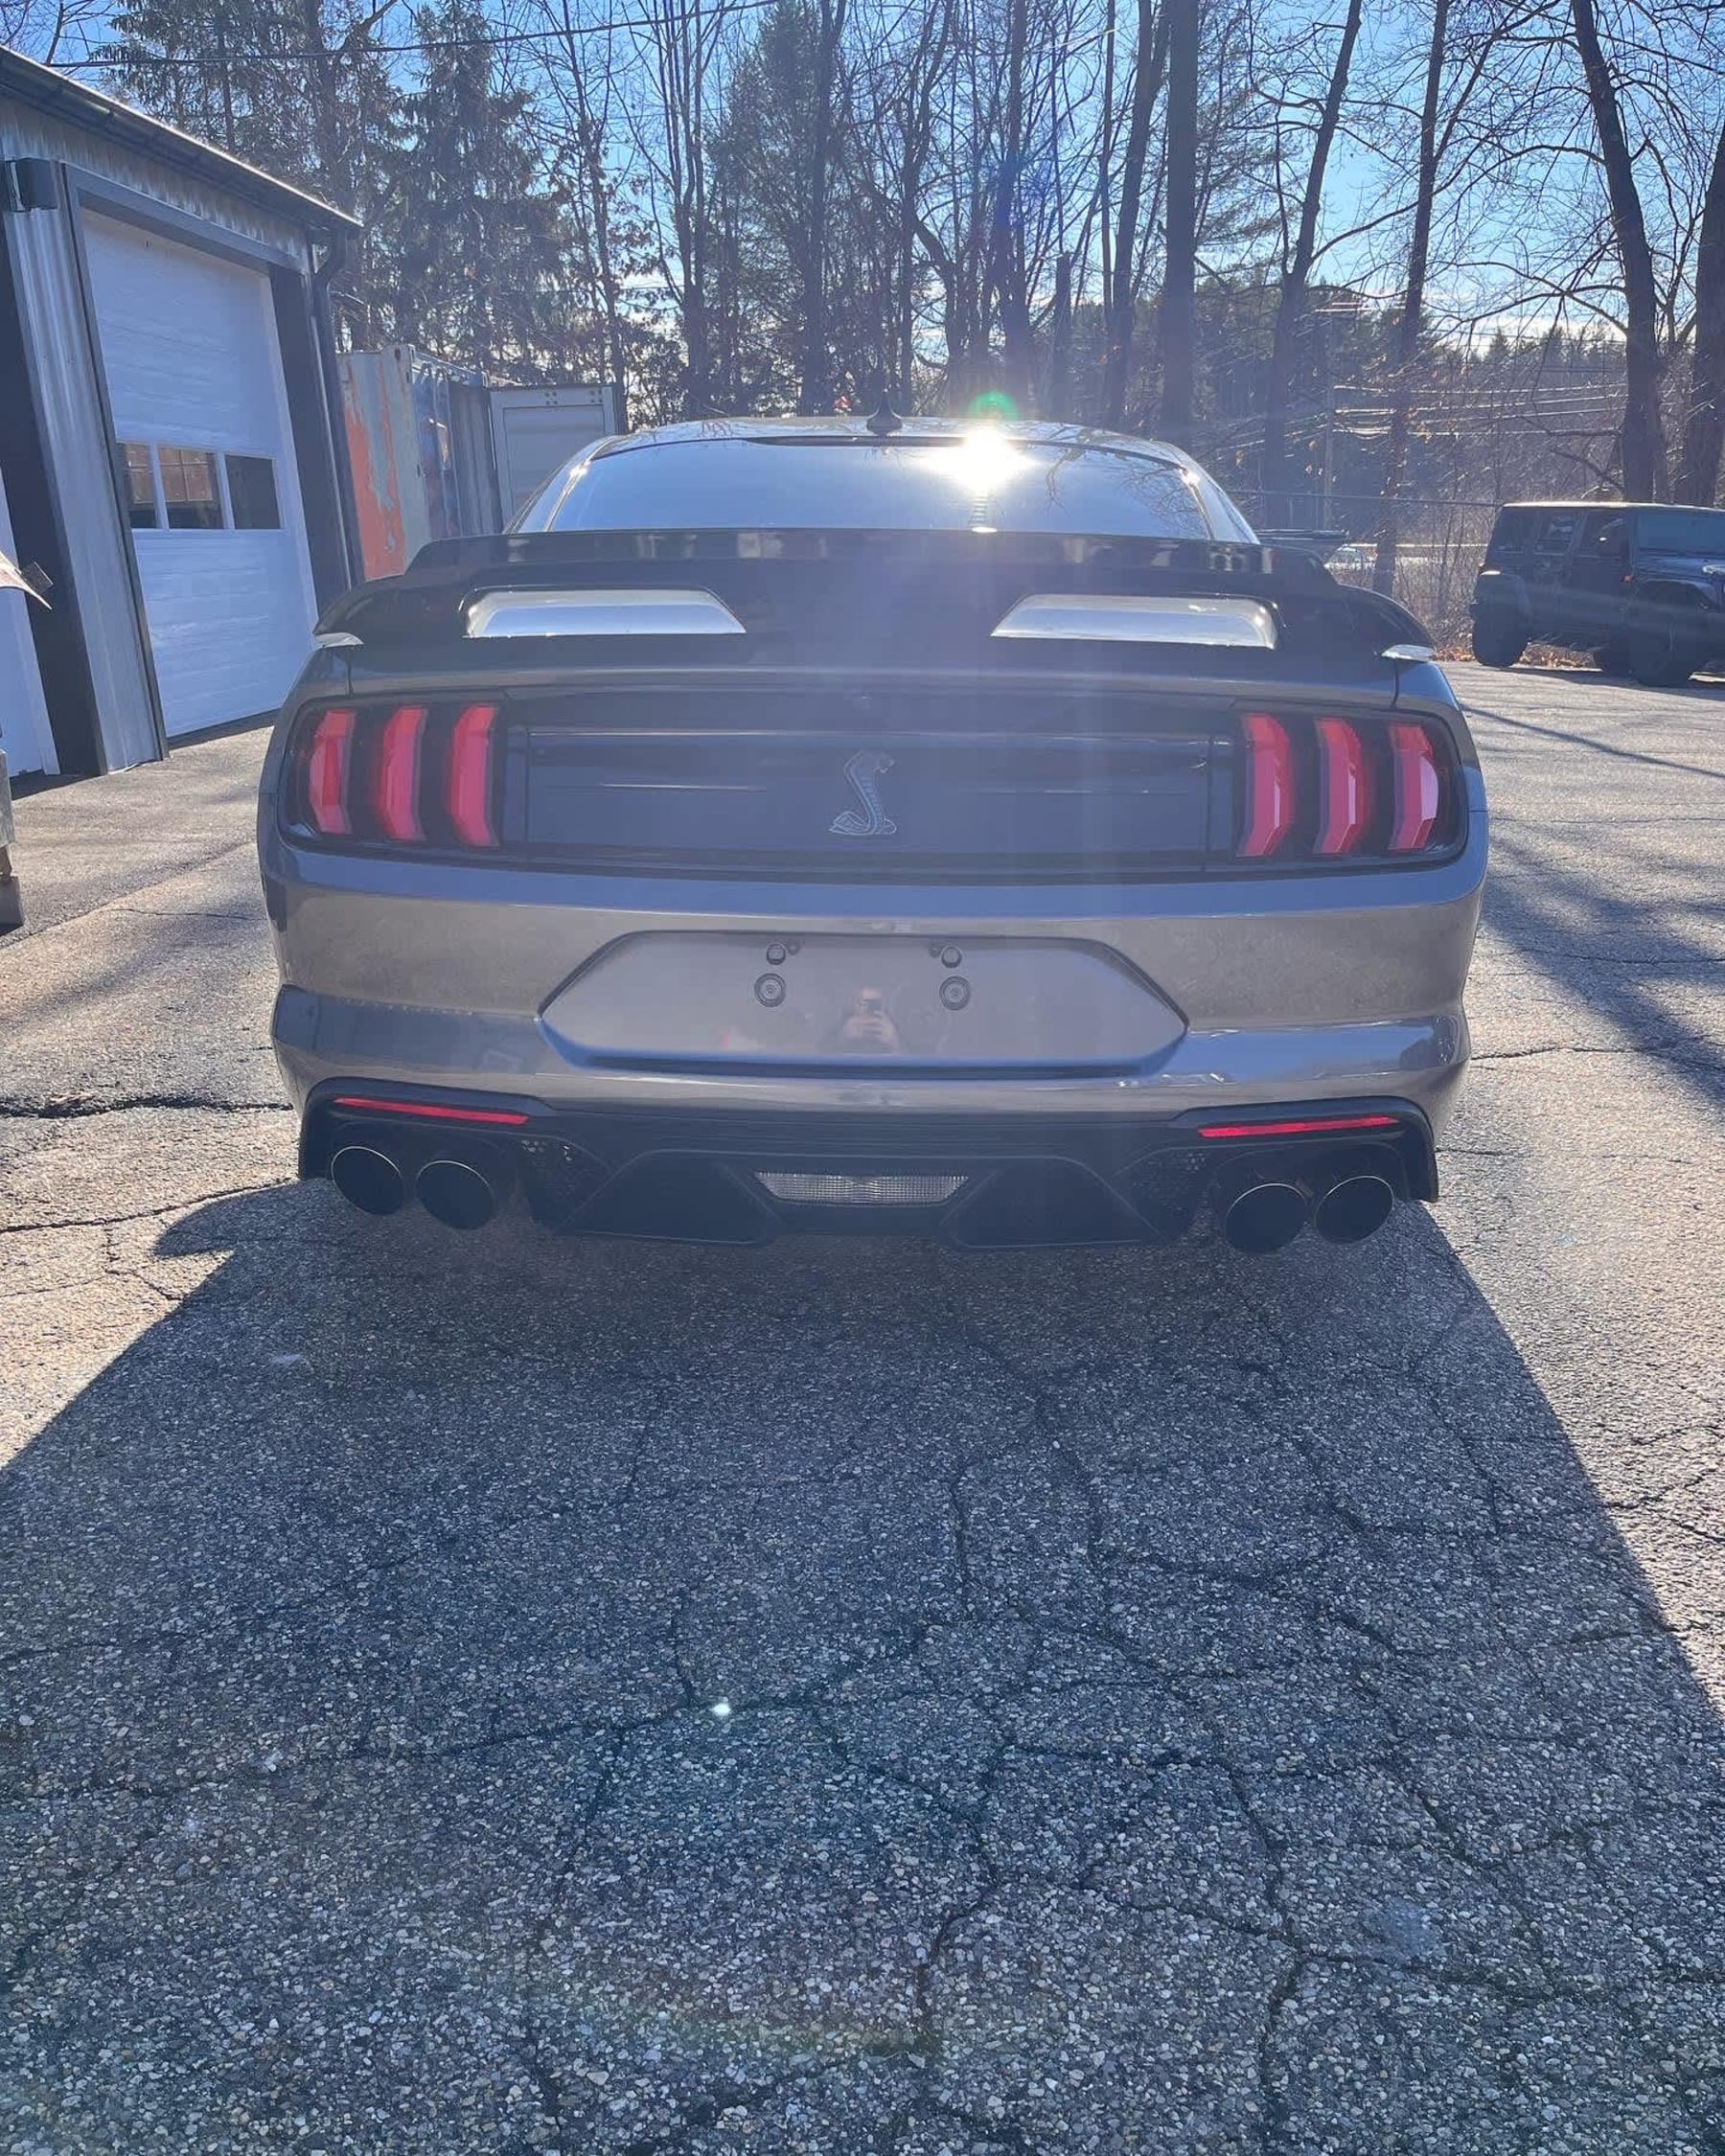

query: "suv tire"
left=1628, top=628, right=1694, bottom=689
left=1471, top=612, right=1527, bottom=668
left=1593, top=644, right=1630, bottom=675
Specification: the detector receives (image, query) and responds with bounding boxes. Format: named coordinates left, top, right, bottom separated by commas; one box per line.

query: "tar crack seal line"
left=829, top=749, right=898, bottom=837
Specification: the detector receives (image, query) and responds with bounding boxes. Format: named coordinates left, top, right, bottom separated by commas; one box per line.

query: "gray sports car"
left=257, top=417, right=1485, bottom=1254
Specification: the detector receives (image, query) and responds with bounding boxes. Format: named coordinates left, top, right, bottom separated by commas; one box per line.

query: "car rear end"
left=258, top=428, right=1485, bottom=1253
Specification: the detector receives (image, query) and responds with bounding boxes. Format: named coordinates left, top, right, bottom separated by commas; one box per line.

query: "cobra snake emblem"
left=829, top=749, right=898, bottom=837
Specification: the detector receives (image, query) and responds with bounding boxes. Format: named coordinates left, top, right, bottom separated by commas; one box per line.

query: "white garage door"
left=84, top=216, right=318, bottom=739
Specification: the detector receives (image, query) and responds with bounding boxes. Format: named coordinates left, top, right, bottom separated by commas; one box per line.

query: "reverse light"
left=1239, top=712, right=1294, bottom=858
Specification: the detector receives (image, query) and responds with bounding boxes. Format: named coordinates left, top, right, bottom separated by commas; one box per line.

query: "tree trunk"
left=797, top=0, right=849, bottom=412
left=1099, top=0, right=1168, bottom=426
left=1045, top=250, right=1073, bottom=418
left=1570, top=0, right=1666, bottom=499
left=1260, top=0, right=1363, bottom=526
left=1158, top=0, right=1198, bottom=446
left=1372, top=0, right=1448, bottom=596
left=988, top=0, right=1034, bottom=410
left=1677, top=117, right=1725, bottom=506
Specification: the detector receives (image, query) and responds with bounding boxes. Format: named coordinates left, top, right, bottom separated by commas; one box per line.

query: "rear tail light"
left=305, top=708, right=356, bottom=837
left=1234, top=711, right=1457, bottom=863
left=290, top=701, right=501, bottom=849
left=448, top=703, right=500, bottom=848
left=1388, top=721, right=1441, bottom=853
left=1239, top=712, right=1294, bottom=858
left=1314, top=717, right=1370, bottom=856
left=373, top=703, right=427, bottom=841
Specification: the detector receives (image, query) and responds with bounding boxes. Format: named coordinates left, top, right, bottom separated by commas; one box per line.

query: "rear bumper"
left=302, top=1083, right=1441, bottom=1248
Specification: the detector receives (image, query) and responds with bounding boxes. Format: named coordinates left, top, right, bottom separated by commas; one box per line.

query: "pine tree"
left=104, top=0, right=402, bottom=321
left=390, top=0, right=577, bottom=378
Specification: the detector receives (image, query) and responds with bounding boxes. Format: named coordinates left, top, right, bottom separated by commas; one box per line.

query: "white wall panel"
left=84, top=216, right=319, bottom=737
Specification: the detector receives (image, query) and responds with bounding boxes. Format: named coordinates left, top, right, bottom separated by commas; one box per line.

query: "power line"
left=47, top=1, right=786, bottom=73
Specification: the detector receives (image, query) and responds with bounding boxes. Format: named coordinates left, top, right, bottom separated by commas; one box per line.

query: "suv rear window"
left=1532, top=512, right=1581, bottom=555
left=1633, top=509, right=1725, bottom=554
left=1489, top=509, right=1538, bottom=557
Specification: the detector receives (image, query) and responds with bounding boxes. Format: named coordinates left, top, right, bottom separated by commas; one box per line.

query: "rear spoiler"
left=315, top=527, right=1434, bottom=666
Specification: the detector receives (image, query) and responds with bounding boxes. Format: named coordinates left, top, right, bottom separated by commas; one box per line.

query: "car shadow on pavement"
left=5, top=1184, right=1724, bottom=2151
left=1480, top=825, right=1725, bottom=1119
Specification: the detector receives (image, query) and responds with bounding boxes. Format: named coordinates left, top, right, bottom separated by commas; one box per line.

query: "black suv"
left=1472, top=501, right=1725, bottom=686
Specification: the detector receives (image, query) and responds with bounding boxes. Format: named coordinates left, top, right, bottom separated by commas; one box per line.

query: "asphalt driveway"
left=3, top=664, right=1723, bottom=2151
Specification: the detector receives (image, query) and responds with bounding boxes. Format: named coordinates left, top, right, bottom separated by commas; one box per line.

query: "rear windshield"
left=1634, top=509, right=1725, bottom=554
left=524, top=434, right=1248, bottom=540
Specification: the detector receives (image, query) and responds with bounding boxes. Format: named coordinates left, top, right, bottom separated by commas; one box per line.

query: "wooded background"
left=6, top=0, right=1724, bottom=622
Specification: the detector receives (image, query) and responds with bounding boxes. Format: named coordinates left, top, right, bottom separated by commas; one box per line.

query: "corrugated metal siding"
left=3, top=180, right=160, bottom=769
left=0, top=95, right=313, bottom=265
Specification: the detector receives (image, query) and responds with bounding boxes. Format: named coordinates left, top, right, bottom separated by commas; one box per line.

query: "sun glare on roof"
left=923, top=426, right=1030, bottom=528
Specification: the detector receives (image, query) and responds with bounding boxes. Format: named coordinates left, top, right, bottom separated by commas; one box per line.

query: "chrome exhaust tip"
left=330, top=1143, right=406, bottom=1217
left=1313, top=1171, right=1396, bottom=1245
left=416, top=1154, right=501, bottom=1231
left=1217, top=1174, right=1310, bottom=1255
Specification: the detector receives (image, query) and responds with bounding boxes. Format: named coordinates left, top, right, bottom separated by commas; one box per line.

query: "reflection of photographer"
left=830, top=986, right=904, bottom=1054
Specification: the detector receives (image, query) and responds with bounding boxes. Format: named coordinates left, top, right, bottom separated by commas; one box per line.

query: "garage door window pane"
left=121, top=442, right=158, bottom=529
left=225, top=454, right=281, bottom=530
left=159, top=447, right=222, bottom=530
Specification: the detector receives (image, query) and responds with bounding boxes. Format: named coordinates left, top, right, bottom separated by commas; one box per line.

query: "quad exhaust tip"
left=330, top=1143, right=406, bottom=1217
left=329, top=1131, right=506, bottom=1229
left=1312, top=1170, right=1396, bottom=1245
left=1216, top=1150, right=1400, bottom=1254
left=416, top=1155, right=500, bottom=1231
left=1219, top=1175, right=1311, bottom=1255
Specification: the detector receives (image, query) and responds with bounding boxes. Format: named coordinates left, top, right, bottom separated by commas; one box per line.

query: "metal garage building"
left=0, top=48, right=358, bottom=779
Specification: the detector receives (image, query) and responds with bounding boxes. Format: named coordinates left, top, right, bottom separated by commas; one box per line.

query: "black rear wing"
left=317, top=527, right=1433, bottom=671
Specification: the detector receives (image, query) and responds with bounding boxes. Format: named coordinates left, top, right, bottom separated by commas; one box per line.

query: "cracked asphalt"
left=3, top=663, right=1723, bottom=2152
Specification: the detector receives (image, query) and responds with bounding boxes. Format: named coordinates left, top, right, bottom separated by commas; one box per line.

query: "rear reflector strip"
left=333, top=1095, right=531, bottom=1127
left=306, top=707, right=356, bottom=836
left=373, top=704, right=427, bottom=842
left=1314, top=717, right=1370, bottom=856
left=1389, top=722, right=1441, bottom=852
left=1239, top=712, right=1294, bottom=858
left=447, top=703, right=499, bottom=848
left=1197, top=1113, right=1401, bottom=1140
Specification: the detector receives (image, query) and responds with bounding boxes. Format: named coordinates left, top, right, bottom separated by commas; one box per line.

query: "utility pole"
left=1159, top=0, right=1199, bottom=447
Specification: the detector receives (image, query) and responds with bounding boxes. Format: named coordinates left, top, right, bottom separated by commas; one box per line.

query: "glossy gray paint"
left=258, top=426, right=1485, bottom=1201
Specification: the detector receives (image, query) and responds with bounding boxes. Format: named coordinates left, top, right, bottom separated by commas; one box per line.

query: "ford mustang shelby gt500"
left=258, top=417, right=1485, bottom=1254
